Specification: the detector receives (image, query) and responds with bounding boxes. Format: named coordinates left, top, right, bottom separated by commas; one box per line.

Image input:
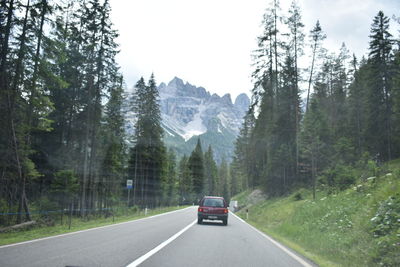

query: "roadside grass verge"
left=0, top=205, right=189, bottom=246
left=232, top=162, right=400, bottom=267
left=231, top=189, right=252, bottom=207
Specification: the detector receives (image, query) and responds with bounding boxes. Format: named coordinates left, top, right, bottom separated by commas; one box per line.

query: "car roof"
left=202, top=196, right=224, bottom=199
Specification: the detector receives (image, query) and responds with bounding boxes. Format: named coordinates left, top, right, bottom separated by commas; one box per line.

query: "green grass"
left=232, top=162, right=400, bottom=267
left=0, top=206, right=188, bottom=246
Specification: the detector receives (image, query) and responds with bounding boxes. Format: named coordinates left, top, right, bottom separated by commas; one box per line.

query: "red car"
left=197, top=196, right=229, bottom=225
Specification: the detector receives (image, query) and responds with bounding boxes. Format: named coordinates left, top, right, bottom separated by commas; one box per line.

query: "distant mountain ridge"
left=125, top=77, right=250, bottom=162
left=159, top=77, right=249, bottom=161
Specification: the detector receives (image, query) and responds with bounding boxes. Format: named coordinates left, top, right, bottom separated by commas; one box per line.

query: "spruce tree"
left=366, top=11, right=394, bottom=161
left=204, top=145, right=218, bottom=195
left=218, top=158, right=230, bottom=201
left=178, top=155, right=192, bottom=204
left=100, top=75, right=126, bottom=209
left=188, top=139, right=204, bottom=200
left=392, top=51, right=400, bottom=157
left=347, top=56, right=368, bottom=157
left=306, top=20, right=326, bottom=112
left=129, top=75, right=165, bottom=208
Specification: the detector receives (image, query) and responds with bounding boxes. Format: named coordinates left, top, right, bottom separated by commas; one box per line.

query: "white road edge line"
left=0, top=206, right=194, bottom=249
left=230, top=212, right=313, bottom=267
left=126, top=219, right=197, bottom=267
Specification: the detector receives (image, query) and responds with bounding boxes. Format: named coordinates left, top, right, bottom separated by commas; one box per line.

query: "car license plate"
left=208, top=216, right=217, bottom=219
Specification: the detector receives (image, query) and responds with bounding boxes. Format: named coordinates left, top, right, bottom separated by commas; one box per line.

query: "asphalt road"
left=0, top=206, right=316, bottom=267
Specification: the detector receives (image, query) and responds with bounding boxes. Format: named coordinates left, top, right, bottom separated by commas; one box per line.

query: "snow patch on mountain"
left=158, top=77, right=250, bottom=142
left=124, top=76, right=250, bottom=160
left=180, top=103, right=207, bottom=141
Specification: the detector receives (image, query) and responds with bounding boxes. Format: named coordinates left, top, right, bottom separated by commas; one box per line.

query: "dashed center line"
left=126, top=219, right=197, bottom=267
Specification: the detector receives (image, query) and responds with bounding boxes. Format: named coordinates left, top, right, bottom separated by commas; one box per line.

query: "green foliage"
left=129, top=75, right=166, bottom=207
left=218, top=158, right=230, bottom=201
left=366, top=159, right=381, bottom=177
left=204, top=145, right=218, bottom=195
left=293, top=192, right=303, bottom=201
left=371, top=194, right=400, bottom=237
left=234, top=162, right=400, bottom=267
left=51, top=170, right=79, bottom=196
left=162, top=149, right=178, bottom=205
left=371, top=235, right=400, bottom=267
left=233, top=8, right=400, bottom=200
left=164, top=124, right=237, bottom=164
left=188, top=139, right=204, bottom=199
left=370, top=194, right=400, bottom=266
left=319, top=164, right=356, bottom=191
left=178, top=155, right=194, bottom=204
left=35, top=196, right=59, bottom=223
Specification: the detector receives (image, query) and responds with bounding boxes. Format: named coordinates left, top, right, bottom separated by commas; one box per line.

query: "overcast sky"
left=109, top=0, right=399, bottom=99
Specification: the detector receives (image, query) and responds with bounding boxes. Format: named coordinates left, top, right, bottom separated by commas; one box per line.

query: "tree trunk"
left=11, top=0, right=30, bottom=94
left=0, top=0, right=14, bottom=74
left=273, top=0, right=278, bottom=94
left=306, top=43, right=317, bottom=113
left=81, top=75, right=94, bottom=217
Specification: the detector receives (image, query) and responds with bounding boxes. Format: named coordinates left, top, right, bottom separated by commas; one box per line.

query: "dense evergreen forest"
left=230, top=1, right=400, bottom=199
left=0, top=0, right=232, bottom=226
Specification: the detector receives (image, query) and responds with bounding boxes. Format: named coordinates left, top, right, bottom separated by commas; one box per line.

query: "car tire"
left=223, top=219, right=227, bottom=226
left=198, top=218, right=202, bottom=224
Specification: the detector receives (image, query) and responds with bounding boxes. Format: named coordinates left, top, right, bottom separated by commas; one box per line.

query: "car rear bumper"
left=198, top=212, right=228, bottom=221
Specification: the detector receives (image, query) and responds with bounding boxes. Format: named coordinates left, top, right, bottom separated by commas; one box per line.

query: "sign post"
left=127, top=179, right=133, bottom=207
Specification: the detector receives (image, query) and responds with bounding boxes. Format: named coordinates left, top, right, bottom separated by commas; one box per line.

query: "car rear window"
left=203, top=198, right=224, bottom=207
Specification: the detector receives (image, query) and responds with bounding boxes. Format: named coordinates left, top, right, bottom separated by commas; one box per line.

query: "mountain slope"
left=125, top=77, right=250, bottom=162
left=159, top=77, right=249, bottom=161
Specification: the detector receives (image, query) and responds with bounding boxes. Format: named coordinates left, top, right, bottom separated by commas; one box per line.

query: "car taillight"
left=198, top=207, right=203, bottom=212
left=224, top=208, right=228, bottom=213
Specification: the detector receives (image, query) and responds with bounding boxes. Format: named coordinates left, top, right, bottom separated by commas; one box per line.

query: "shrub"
left=370, top=194, right=400, bottom=266
left=320, top=164, right=356, bottom=191
left=371, top=194, right=400, bottom=238
left=293, top=192, right=303, bottom=201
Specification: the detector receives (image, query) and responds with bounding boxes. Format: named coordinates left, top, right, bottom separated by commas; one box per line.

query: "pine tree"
left=300, top=97, right=329, bottom=199
left=203, top=145, right=218, bottom=195
left=162, top=149, right=178, bottom=206
left=218, top=158, right=230, bottom=201
left=231, top=109, right=255, bottom=190
left=178, top=155, right=192, bottom=204
left=306, top=20, right=326, bottom=112
left=392, top=50, right=400, bottom=157
left=286, top=0, right=305, bottom=176
left=347, top=55, right=368, bottom=157
left=100, top=75, right=126, bottom=209
left=50, top=170, right=79, bottom=223
left=0, top=0, right=58, bottom=223
left=188, top=139, right=204, bottom=200
left=366, top=11, right=394, bottom=161
left=129, top=75, right=165, bottom=208
left=274, top=47, right=299, bottom=191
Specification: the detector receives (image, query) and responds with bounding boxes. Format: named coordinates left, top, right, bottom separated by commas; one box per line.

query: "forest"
left=0, top=0, right=231, bottom=226
left=230, top=1, right=400, bottom=199
left=0, top=0, right=399, bottom=228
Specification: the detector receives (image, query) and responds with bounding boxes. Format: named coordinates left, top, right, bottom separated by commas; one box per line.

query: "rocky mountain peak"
left=221, top=93, right=233, bottom=106
left=159, top=82, right=167, bottom=90
left=162, top=77, right=210, bottom=99
left=127, top=76, right=250, bottom=161
left=167, top=76, right=185, bottom=88
left=234, top=93, right=250, bottom=113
